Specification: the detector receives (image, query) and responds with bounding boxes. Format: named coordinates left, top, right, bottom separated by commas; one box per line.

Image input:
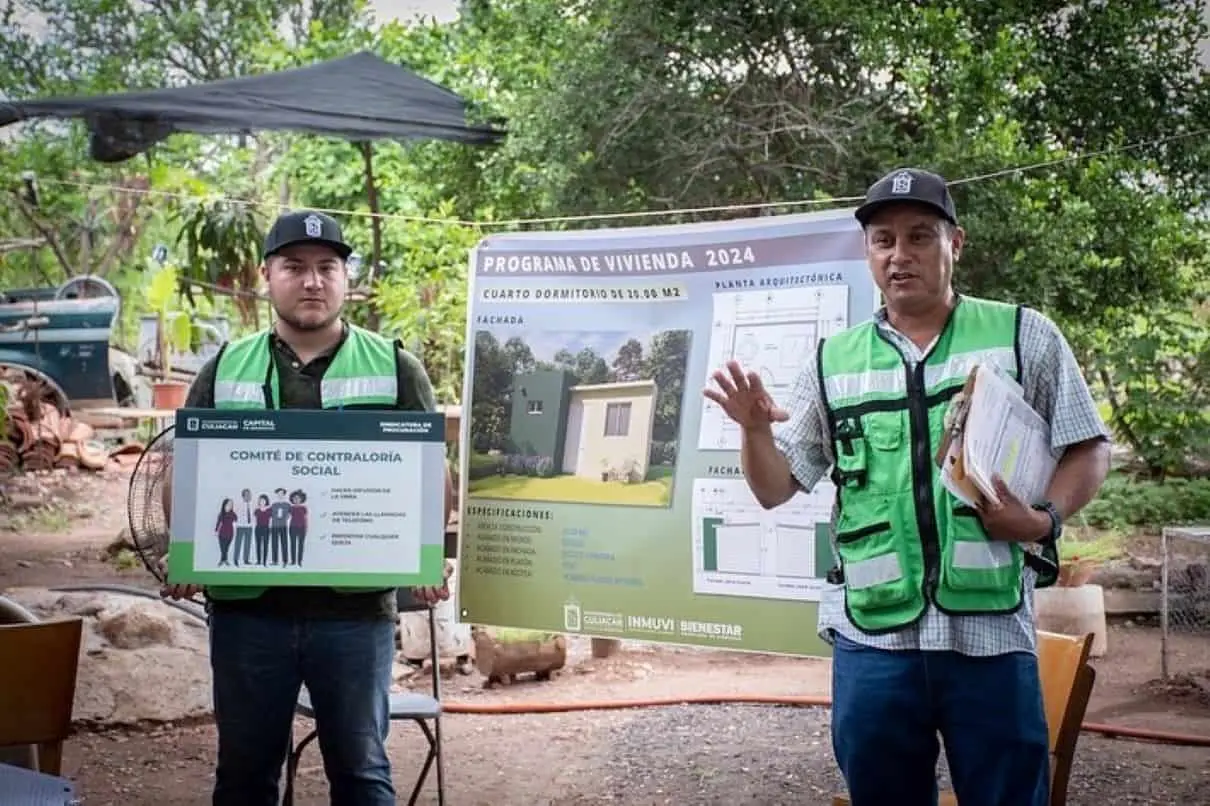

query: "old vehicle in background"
left=0, top=275, right=227, bottom=414
left=0, top=276, right=131, bottom=410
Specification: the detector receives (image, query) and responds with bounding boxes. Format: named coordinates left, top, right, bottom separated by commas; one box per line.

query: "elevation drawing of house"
left=508, top=370, right=659, bottom=482
left=699, top=284, right=850, bottom=451
left=691, top=477, right=835, bottom=603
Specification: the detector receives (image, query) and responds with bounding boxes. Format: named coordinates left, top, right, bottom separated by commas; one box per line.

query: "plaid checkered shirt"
left=772, top=301, right=1112, bottom=656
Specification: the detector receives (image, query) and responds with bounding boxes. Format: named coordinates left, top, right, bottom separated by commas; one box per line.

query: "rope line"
left=22, top=127, right=1208, bottom=230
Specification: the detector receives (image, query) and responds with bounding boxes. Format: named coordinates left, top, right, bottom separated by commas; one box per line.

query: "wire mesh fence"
left=1159, top=526, right=1210, bottom=680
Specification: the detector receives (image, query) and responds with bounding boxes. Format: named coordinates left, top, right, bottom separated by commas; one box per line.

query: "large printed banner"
left=456, top=209, right=877, bottom=656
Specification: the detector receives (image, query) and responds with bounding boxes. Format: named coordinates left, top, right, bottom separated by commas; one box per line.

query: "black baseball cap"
left=854, top=168, right=958, bottom=227
left=262, top=210, right=353, bottom=260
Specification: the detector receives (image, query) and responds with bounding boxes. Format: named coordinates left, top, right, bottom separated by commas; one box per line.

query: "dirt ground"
left=3, top=469, right=1210, bottom=805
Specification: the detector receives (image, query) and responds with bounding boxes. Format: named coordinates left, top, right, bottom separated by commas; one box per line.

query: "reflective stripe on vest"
left=213, top=326, right=398, bottom=410
left=843, top=532, right=1016, bottom=593
left=824, top=346, right=1017, bottom=408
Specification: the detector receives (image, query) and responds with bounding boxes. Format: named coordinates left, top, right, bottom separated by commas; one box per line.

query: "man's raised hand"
left=703, top=360, right=789, bottom=431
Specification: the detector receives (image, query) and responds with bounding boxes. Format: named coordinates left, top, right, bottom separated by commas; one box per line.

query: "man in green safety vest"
left=161, top=209, right=453, bottom=806
left=704, top=168, right=1111, bottom=806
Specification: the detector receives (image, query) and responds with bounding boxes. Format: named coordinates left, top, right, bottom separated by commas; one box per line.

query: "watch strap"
left=1031, top=501, right=1062, bottom=543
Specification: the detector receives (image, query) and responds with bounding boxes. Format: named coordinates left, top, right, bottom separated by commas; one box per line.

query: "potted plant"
left=144, top=264, right=194, bottom=410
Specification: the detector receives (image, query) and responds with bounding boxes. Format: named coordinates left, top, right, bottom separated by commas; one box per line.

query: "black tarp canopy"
left=1, top=51, right=505, bottom=290
left=0, top=51, right=506, bottom=162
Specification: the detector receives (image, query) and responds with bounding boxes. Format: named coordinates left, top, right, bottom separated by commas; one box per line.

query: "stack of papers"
left=936, top=364, right=1056, bottom=508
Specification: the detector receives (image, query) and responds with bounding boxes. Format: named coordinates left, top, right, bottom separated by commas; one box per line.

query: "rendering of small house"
left=508, top=370, right=659, bottom=482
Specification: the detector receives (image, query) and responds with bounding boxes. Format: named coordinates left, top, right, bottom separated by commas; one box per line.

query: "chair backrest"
left=0, top=617, right=84, bottom=775
left=1036, top=630, right=1096, bottom=806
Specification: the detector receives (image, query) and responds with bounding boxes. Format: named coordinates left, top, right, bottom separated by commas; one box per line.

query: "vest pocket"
left=863, top=411, right=903, bottom=450
left=832, top=417, right=867, bottom=488
left=836, top=507, right=913, bottom=612
left=942, top=505, right=1019, bottom=592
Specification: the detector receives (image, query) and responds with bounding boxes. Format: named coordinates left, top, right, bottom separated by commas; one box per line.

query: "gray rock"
left=4, top=587, right=212, bottom=726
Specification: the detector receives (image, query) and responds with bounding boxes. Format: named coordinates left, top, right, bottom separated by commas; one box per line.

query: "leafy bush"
left=1084, top=305, right=1210, bottom=478
left=1080, top=474, right=1210, bottom=530
left=499, top=453, right=556, bottom=478
left=467, top=453, right=502, bottom=481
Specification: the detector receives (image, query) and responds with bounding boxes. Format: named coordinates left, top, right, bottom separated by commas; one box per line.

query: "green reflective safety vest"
left=205, top=324, right=400, bottom=601
left=818, top=296, right=1027, bottom=634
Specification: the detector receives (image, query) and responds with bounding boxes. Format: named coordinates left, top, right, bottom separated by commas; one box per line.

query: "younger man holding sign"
left=163, top=210, right=453, bottom=806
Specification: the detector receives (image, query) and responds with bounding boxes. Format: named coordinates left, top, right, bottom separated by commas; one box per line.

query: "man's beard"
left=275, top=305, right=342, bottom=332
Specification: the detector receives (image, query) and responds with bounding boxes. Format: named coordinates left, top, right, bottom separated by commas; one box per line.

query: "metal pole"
left=1160, top=527, right=1170, bottom=680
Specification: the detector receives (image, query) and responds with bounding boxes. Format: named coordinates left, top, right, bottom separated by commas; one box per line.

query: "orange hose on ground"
left=442, top=693, right=831, bottom=714
left=441, top=695, right=1210, bottom=748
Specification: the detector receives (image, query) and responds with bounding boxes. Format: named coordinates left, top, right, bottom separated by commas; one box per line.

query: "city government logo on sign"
left=562, top=599, right=582, bottom=632
left=198, top=419, right=239, bottom=431
left=582, top=611, right=625, bottom=632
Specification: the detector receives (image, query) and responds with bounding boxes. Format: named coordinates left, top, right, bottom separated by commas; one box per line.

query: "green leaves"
left=370, top=208, right=483, bottom=404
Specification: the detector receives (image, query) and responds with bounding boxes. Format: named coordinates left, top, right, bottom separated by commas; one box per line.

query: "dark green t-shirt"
left=187, top=327, right=438, bottom=621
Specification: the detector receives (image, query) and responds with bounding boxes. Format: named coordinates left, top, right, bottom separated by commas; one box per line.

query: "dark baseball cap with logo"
left=854, top=168, right=958, bottom=228
left=261, top=210, right=353, bottom=260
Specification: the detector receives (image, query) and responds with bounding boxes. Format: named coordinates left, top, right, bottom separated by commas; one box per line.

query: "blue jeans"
left=831, top=634, right=1049, bottom=806
left=208, top=610, right=396, bottom=806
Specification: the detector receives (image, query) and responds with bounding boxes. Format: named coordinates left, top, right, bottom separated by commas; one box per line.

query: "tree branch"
left=8, top=191, right=73, bottom=279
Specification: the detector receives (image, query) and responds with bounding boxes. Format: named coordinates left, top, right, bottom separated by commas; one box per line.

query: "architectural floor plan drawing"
left=699, top=284, right=850, bottom=451
left=691, top=478, right=836, bottom=603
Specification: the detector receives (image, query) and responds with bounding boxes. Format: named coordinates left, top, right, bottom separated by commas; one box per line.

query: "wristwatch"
left=1031, top=501, right=1062, bottom=544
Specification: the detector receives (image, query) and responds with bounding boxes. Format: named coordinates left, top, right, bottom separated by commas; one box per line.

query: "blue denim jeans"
left=208, top=610, right=396, bottom=806
left=831, top=634, right=1049, bottom=806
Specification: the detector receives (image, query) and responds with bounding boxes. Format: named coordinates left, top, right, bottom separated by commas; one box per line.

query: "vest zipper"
left=904, top=363, right=942, bottom=598
left=876, top=305, right=961, bottom=610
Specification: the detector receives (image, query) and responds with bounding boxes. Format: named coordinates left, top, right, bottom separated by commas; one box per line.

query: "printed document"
left=939, top=364, right=1056, bottom=508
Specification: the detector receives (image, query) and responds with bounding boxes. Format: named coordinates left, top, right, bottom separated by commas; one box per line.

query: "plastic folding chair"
left=282, top=598, right=445, bottom=806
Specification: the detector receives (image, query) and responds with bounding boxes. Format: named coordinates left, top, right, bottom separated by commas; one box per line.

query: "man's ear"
left=950, top=225, right=966, bottom=262
left=259, top=261, right=270, bottom=283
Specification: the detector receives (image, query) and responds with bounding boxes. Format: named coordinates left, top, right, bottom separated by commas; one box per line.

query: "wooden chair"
left=0, top=617, right=84, bottom=775
left=831, top=630, right=1096, bottom=806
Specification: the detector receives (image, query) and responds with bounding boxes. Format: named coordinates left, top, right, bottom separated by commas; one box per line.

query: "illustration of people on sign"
left=288, top=489, right=309, bottom=566
left=254, top=493, right=271, bottom=566
left=269, top=487, right=291, bottom=565
left=212, top=487, right=310, bottom=569
left=215, top=498, right=238, bottom=565
left=231, top=488, right=255, bottom=567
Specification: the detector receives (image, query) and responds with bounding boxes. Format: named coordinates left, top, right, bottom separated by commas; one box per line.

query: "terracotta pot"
left=152, top=381, right=188, bottom=410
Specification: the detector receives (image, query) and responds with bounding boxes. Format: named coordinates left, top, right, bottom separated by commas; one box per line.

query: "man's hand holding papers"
left=937, top=363, right=1059, bottom=541
left=974, top=474, right=1055, bottom=543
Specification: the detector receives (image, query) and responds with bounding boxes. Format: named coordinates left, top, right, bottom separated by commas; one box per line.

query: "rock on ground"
left=5, top=587, right=211, bottom=726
